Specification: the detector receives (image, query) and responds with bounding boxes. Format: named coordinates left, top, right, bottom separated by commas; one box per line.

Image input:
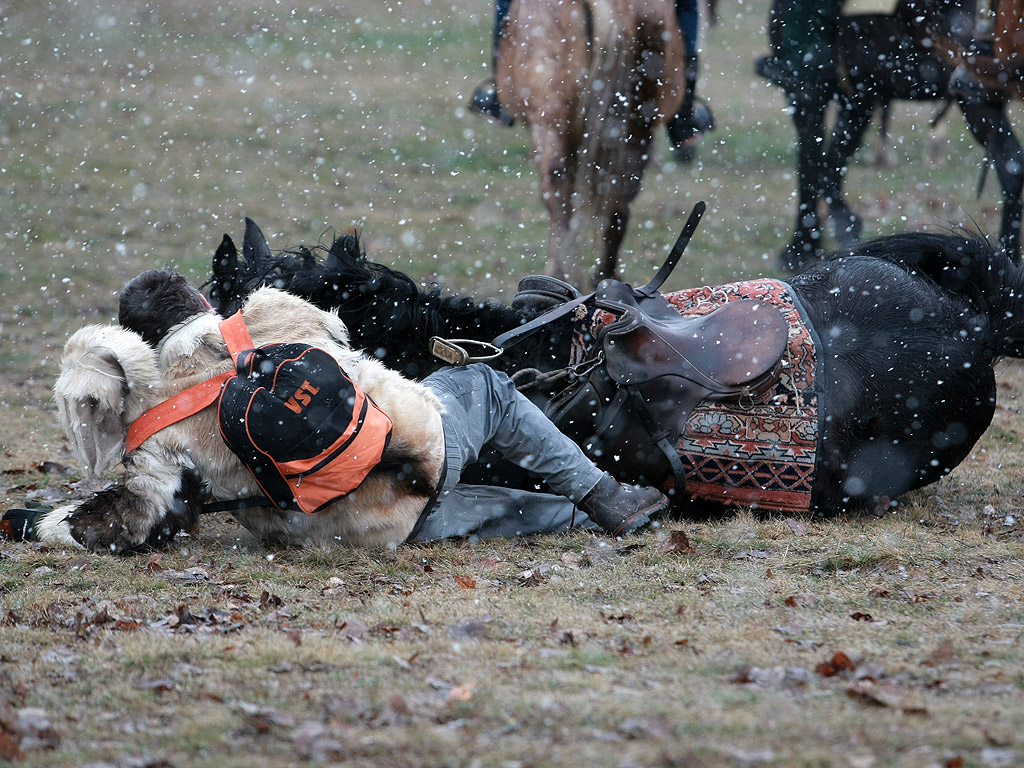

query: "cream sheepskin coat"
left=43, top=287, right=445, bottom=550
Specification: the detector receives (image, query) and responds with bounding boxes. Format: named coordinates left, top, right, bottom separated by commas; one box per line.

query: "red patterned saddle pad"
left=569, top=279, right=821, bottom=513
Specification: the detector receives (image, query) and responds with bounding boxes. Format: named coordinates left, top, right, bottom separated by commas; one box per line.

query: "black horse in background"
left=760, top=0, right=1024, bottom=270
left=207, top=218, right=1024, bottom=519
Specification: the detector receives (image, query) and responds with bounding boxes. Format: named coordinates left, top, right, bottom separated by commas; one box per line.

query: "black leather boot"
left=579, top=474, right=669, bottom=537
left=667, top=55, right=715, bottom=163
left=468, top=79, right=515, bottom=126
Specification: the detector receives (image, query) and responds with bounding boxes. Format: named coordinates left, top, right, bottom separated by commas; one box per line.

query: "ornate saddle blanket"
left=567, top=278, right=822, bottom=513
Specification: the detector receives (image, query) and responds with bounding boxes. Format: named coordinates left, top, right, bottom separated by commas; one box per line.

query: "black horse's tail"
left=205, top=218, right=528, bottom=378
left=839, top=232, right=1024, bottom=360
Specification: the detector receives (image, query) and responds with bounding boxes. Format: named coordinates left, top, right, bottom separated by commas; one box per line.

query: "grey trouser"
left=411, top=364, right=604, bottom=542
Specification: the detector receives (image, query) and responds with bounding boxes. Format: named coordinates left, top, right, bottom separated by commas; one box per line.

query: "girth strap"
left=625, top=385, right=688, bottom=496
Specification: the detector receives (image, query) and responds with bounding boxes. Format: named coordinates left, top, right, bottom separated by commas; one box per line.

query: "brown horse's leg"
left=533, top=124, right=583, bottom=285
left=594, top=208, right=627, bottom=285
left=592, top=138, right=649, bottom=284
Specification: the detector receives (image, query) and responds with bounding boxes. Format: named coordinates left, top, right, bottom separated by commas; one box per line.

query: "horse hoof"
left=831, top=209, right=863, bottom=249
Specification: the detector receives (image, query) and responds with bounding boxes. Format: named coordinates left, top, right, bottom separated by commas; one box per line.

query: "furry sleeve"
left=54, top=325, right=162, bottom=478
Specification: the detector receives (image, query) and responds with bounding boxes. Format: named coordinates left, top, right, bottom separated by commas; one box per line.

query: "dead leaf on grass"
left=731, top=664, right=754, bottom=684
left=785, top=517, right=808, bottom=536
left=260, top=590, right=284, bottom=609
left=816, top=652, right=857, bottom=677
left=922, top=638, right=957, bottom=667
left=659, top=529, right=694, bottom=555
left=148, top=604, right=246, bottom=635
left=846, top=682, right=929, bottom=715
left=846, top=682, right=891, bottom=708
left=0, top=704, right=59, bottom=758
left=733, top=549, right=769, bottom=560
left=558, top=628, right=582, bottom=646
left=291, top=720, right=343, bottom=761
left=515, top=564, right=550, bottom=586
left=454, top=574, right=476, bottom=590
left=135, top=678, right=175, bottom=693
left=0, top=732, right=22, bottom=762
left=450, top=617, right=488, bottom=640
left=238, top=702, right=296, bottom=733
left=615, top=542, right=645, bottom=555
left=337, top=617, right=370, bottom=641
left=447, top=682, right=475, bottom=702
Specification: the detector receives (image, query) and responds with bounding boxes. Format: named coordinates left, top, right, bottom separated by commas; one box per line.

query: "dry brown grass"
left=2, top=1, right=1023, bottom=766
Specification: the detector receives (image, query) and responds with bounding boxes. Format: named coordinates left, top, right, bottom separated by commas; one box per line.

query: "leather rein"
left=428, top=201, right=707, bottom=365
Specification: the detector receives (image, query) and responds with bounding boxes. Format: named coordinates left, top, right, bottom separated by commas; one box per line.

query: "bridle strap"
left=428, top=202, right=706, bottom=364
left=488, top=290, right=596, bottom=351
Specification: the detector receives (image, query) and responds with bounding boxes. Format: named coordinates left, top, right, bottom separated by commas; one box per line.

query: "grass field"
left=1, top=1, right=1022, bottom=766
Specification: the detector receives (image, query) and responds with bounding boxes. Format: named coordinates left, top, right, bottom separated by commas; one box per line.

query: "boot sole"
left=612, top=496, right=669, bottom=537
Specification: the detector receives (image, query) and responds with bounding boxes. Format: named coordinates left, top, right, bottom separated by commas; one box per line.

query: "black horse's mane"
left=207, top=226, right=542, bottom=379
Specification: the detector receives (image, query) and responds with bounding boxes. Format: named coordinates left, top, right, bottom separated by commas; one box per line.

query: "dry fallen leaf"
left=259, top=591, right=283, bottom=609
left=922, top=638, right=956, bottom=667
left=660, top=529, right=694, bottom=554
left=846, top=683, right=890, bottom=708
left=448, top=683, right=475, bottom=702
left=450, top=617, right=488, bottom=640
left=135, top=678, right=175, bottom=693
left=454, top=574, right=476, bottom=590
left=816, top=652, right=856, bottom=677
left=785, top=517, right=808, bottom=536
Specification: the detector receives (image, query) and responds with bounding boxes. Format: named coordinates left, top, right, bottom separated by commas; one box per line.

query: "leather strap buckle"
left=429, top=337, right=503, bottom=365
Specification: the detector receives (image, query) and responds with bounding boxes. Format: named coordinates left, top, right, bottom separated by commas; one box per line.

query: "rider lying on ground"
left=1, top=270, right=668, bottom=552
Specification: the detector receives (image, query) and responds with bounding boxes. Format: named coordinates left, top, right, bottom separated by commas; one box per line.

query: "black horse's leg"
left=959, top=100, right=1024, bottom=263
left=779, top=83, right=833, bottom=271
left=822, top=91, right=876, bottom=249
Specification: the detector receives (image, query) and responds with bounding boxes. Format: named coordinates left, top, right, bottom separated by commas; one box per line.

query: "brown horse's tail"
left=574, top=0, right=684, bottom=279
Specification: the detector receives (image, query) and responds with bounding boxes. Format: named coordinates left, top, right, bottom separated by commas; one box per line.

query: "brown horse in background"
left=497, top=0, right=685, bottom=287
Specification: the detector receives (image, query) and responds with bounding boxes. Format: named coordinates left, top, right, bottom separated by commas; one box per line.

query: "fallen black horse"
left=208, top=216, right=1024, bottom=518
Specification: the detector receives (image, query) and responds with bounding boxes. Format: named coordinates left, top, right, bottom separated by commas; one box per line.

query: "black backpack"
left=126, top=312, right=393, bottom=513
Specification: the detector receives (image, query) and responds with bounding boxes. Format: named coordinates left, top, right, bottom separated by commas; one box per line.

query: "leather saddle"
left=543, top=278, right=789, bottom=494
left=595, top=279, right=788, bottom=393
